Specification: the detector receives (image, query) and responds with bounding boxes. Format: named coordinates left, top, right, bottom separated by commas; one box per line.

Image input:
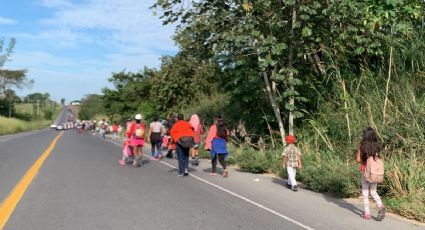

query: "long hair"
left=216, top=119, right=227, bottom=139
left=360, top=127, right=380, bottom=163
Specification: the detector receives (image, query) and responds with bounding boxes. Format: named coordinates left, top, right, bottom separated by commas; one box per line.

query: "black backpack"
left=178, top=136, right=194, bottom=149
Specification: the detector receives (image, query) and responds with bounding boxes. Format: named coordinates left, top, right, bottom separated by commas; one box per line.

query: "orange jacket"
left=170, top=120, right=195, bottom=142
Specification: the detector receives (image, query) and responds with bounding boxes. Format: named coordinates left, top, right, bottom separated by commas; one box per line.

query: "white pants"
left=287, top=167, right=297, bottom=186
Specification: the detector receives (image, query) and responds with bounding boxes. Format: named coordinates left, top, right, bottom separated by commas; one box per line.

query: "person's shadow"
left=323, top=194, right=364, bottom=216
left=272, top=178, right=369, bottom=219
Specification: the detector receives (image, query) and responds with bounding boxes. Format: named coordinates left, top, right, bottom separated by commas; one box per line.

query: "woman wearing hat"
left=126, top=114, right=146, bottom=167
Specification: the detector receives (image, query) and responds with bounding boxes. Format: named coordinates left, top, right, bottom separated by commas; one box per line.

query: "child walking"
left=356, top=127, right=385, bottom=220
left=282, top=135, right=302, bottom=191
left=119, top=140, right=133, bottom=166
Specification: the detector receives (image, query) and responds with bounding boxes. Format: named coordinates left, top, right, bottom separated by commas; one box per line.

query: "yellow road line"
left=0, top=131, right=64, bottom=230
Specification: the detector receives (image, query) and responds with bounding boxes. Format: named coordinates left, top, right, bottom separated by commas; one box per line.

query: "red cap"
left=285, top=135, right=296, bottom=144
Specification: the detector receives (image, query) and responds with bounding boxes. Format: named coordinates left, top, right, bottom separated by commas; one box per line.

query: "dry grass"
left=0, top=116, right=50, bottom=135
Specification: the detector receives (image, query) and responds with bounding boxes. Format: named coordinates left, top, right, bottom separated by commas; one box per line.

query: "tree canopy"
left=0, top=38, right=32, bottom=97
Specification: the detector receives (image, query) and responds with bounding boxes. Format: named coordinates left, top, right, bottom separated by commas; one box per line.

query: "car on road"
left=50, top=124, right=57, bottom=129
left=56, top=124, right=65, bottom=130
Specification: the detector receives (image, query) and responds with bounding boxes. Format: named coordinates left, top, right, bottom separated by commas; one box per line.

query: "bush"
left=44, top=110, right=53, bottom=120
left=235, top=148, right=272, bottom=174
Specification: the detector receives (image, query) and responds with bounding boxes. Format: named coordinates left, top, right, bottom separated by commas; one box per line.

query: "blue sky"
left=0, top=0, right=177, bottom=102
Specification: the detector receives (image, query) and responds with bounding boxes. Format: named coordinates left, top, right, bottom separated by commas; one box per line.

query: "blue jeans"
left=151, top=140, right=162, bottom=157
left=176, top=143, right=189, bottom=175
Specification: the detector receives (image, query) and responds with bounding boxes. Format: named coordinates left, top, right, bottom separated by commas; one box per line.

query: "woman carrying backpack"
left=127, top=114, right=146, bottom=167
left=209, top=118, right=229, bottom=177
left=355, top=127, right=385, bottom=221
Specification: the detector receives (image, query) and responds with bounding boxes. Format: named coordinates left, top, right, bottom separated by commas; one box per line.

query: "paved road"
left=0, top=112, right=423, bottom=230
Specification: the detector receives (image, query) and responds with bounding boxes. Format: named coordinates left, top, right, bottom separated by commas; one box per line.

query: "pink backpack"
left=364, top=156, right=384, bottom=184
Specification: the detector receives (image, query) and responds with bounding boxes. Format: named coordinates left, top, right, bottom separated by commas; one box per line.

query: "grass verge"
left=0, top=116, right=51, bottom=135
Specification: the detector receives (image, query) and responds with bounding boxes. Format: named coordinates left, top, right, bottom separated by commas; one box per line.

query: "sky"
left=0, top=0, right=177, bottom=102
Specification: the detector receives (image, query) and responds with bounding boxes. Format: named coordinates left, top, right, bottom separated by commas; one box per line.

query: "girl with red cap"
left=282, top=135, right=302, bottom=191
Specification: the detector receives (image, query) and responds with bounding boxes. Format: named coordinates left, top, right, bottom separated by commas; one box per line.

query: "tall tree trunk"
left=263, top=71, right=286, bottom=144
left=287, top=4, right=297, bottom=135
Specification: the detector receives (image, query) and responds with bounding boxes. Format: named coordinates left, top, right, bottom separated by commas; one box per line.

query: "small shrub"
left=237, top=148, right=271, bottom=173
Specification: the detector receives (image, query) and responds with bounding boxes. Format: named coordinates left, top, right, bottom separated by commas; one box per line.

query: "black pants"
left=211, top=154, right=226, bottom=173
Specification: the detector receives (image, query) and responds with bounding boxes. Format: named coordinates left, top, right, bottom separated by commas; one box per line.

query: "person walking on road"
left=99, top=119, right=107, bottom=139
left=167, top=113, right=177, bottom=159
left=282, top=135, right=302, bottom=191
left=127, top=114, right=146, bottom=167
left=112, top=121, right=119, bottom=139
left=209, top=118, right=229, bottom=177
left=148, top=115, right=163, bottom=160
left=170, top=114, right=195, bottom=176
left=205, top=115, right=222, bottom=152
left=356, top=127, right=385, bottom=220
left=189, top=114, right=203, bottom=166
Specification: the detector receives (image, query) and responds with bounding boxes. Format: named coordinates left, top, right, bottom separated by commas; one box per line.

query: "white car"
left=56, top=124, right=65, bottom=130
left=50, top=124, right=57, bottom=129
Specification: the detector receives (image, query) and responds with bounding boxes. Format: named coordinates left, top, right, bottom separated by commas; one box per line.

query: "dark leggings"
left=211, top=154, right=226, bottom=173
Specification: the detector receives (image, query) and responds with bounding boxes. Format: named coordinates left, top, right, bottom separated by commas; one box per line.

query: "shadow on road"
left=271, top=178, right=293, bottom=191
left=271, top=177, right=364, bottom=217
left=322, top=195, right=364, bottom=217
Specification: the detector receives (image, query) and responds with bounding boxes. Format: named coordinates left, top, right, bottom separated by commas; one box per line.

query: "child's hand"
left=298, top=165, right=302, bottom=170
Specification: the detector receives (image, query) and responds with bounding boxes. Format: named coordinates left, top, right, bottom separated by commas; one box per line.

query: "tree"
left=102, top=69, right=155, bottom=121
left=78, top=94, right=105, bottom=120
left=150, top=54, right=219, bottom=112
left=0, top=38, right=32, bottom=96
left=152, top=0, right=424, bottom=144
left=60, top=98, right=65, bottom=105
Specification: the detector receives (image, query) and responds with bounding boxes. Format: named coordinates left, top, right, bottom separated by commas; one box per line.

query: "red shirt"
left=112, top=124, right=118, bottom=132
left=170, top=120, right=195, bottom=142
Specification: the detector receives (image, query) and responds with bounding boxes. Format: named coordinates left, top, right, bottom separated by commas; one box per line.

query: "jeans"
left=176, top=143, right=189, bottom=175
left=361, top=175, right=383, bottom=213
left=151, top=140, right=162, bottom=157
left=287, top=167, right=297, bottom=186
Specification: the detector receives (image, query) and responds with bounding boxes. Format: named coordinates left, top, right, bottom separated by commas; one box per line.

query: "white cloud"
left=0, top=16, right=17, bottom=25
left=6, top=0, right=178, bottom=100
left=7, top=51, right=78, bottom=69
left=38, top=0, right=177, bottom=53
left=38, top=0, right=73, bottom=9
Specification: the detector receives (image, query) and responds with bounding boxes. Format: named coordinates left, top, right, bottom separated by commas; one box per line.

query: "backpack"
left=133, top=124, right=145, bottom=139
left=178, top=136, right=195, bottom=149
left=364, top=156, right=384, bottom=184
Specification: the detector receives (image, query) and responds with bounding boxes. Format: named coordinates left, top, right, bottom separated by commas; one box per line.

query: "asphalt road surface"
left=0, top=110, right=423, bottom=230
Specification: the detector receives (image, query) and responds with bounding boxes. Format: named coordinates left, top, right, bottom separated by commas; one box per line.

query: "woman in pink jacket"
left=205, top=115, right=222, bottom=151
left=189, top=114, right=204, bottom=165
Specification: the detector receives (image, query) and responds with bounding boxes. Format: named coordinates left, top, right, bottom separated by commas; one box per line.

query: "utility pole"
left=37, top=100, right=40, bottom=116
left=8, top=100, right=12, bottom=118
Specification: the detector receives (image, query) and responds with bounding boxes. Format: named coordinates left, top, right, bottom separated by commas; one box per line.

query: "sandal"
left=223, top=169, right=229, bottom=177
left=209, top=172, right=217, bottom=176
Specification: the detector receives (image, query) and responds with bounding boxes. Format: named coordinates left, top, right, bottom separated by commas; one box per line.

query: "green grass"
left=0, top=115, right=51, bottom=135
left=15, top=103, right=34, bottom=114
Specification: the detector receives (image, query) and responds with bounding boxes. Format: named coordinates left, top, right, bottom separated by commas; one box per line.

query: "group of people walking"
left=121, top=113, right=229, bottom=177
left=118, top=113, right=385, bottom=221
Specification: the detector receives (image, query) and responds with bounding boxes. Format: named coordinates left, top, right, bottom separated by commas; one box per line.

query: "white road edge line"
left=0, top=130, right=46, bottom=142
left=104, top=138, right=314, bottom=230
